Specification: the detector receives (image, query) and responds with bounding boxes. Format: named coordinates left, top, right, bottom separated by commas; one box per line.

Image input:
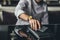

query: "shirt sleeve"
left=15, top=0, right=27, bottom=19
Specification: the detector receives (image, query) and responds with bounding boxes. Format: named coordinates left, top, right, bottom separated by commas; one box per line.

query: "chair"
left=8, top=25, right=17, bottom=40
left=9, top=24, right=57, bottom=40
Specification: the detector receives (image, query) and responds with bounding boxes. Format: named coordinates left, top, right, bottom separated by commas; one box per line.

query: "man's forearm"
left=18, top=13, right=30, bottom=21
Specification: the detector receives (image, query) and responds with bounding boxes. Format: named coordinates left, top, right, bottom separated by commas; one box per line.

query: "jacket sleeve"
left=15, top=0, right=27, bottom=19
left=41, top=4, right=49, bottom=24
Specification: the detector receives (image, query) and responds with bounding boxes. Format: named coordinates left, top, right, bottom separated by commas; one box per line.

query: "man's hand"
left=19, top=13, right=41, bottom=30
left=29, top=19, right=41, bottom=31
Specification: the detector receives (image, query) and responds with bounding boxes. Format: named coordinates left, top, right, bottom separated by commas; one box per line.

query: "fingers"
left=30, top=21, right=32, bottom=29
left=34, top=20, right=37, bottom=30
left=29, top=19, right=41, bottom=31
left=37, top=20, right=41, bottom=29
left=29, top=20, right=33, bottom=29
left=29, top=20, right=35, bottom=30
left=31, top=20, right=37, bottom=30
left=32, top=21, right=35, bottom=30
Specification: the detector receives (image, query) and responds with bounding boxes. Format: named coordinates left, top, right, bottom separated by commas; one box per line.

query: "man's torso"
left=16, top=0, right=48, bottom=25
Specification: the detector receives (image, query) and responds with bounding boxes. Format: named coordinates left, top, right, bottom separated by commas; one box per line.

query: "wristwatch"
left=28, top=16, right=32, bottom=21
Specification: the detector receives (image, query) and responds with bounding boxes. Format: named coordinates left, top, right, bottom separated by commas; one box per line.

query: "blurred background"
left=0, top=0, right=60, bottom=40
left=0, top=0, right=60, bottom=25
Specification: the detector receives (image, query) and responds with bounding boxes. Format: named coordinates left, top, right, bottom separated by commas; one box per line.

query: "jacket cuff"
left=16, top=10, right=25, bottom=19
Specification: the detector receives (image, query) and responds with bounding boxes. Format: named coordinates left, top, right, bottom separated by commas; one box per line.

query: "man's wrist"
left=28, top=16, right=33, bottom=21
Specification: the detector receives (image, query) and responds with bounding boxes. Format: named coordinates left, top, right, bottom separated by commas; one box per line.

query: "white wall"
left=0, top=4, right=3, bottom=21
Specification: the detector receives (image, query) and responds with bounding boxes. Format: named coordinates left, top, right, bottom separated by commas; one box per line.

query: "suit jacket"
left=15, top=0, right=49, bottom=25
